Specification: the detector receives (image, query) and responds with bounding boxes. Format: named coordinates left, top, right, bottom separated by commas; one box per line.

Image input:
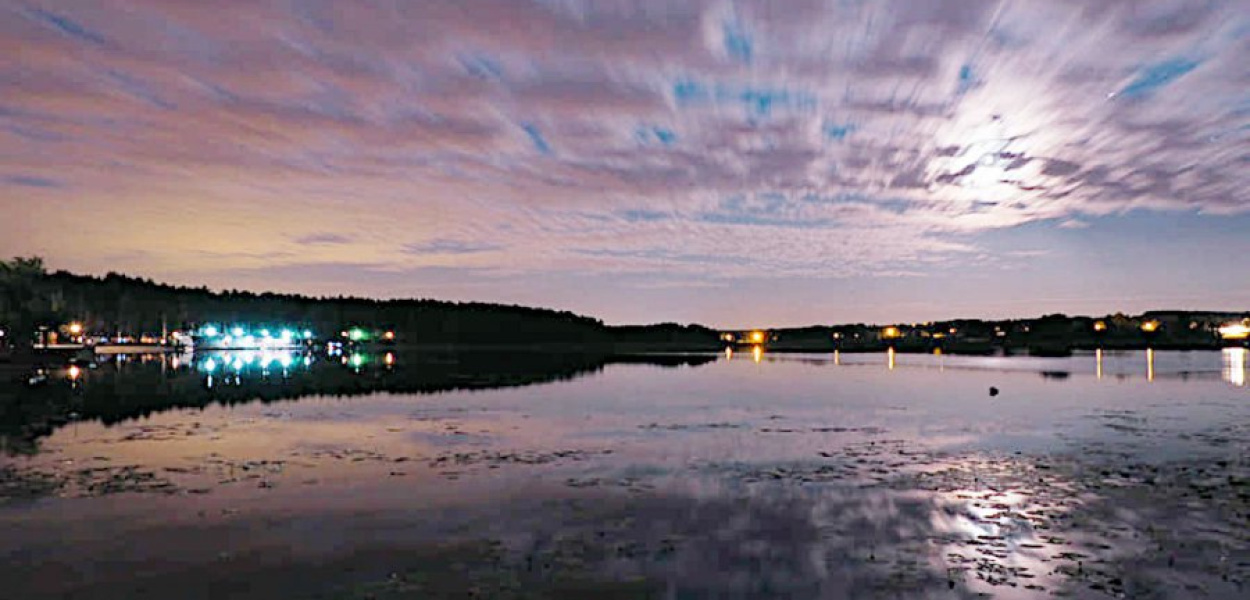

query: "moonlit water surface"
left=1, top=349, right=1246, bottom=599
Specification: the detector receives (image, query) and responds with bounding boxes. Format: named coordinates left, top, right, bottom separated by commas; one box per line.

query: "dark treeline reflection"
left=0, top=351, right=716, bottom=455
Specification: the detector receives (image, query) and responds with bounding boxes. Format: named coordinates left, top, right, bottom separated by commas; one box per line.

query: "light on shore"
left=1218, top=322, right=1250, bottom=341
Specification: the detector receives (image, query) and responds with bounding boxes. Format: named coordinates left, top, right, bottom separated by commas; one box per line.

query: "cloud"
left=403, top=239, right=505, bottom=255
left=2, top=0, right=1246, bottom=296
left=294, top=233, right=354, bottom=246
left=3, top=174, right=64, bottom=188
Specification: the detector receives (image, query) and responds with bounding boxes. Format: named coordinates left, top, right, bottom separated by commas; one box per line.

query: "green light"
left=350, top=353, right=366, bottom=368
left=302, top=330, right=313, bottom=339
left=349, top=328, right=367, bottom=342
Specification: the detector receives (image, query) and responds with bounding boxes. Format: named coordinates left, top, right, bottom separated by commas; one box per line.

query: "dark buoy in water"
left=989, top=386, right=1000, bottom=397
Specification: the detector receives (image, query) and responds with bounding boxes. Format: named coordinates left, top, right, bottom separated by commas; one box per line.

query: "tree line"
left=0, top=257, right=720, bottom=350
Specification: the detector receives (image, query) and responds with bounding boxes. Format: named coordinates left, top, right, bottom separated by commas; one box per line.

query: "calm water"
left=1, top=349, right=1247, bottom=599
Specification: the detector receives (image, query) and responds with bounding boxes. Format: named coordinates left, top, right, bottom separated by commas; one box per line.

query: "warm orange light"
left=722, top=333, right=735, bottom=342
left=384, top=352, right=395, bottom=365
left=882, top=326, right=901, bottom=339
left=1141, top=320, right=1160, bottom=333
left=887, top=346, right=896, bottom=370
left=750, top=331, right=765, bottom=344
left=1218, top=322, right=1250, bottom=340
left=384, top=331, right=396, bottom=340
left=1093, top=321, right=1107, bottom=332
left=752, top=345, right=763, bottom=363
left=68, top=365, right=81, bottom=380
left=68, top=322, right=83, bottom=335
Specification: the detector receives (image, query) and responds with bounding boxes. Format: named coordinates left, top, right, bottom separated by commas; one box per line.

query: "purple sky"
left=3, top=0, right=1248, bottom=327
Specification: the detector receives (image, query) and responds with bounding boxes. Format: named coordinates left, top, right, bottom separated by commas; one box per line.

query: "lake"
left=1, top=348, right=1247, bottom=599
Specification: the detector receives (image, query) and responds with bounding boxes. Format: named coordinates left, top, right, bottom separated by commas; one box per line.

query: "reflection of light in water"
left=68, top=365, right=81, bottom=381
left=725, top=347, right=733, bottom=360
left=384, top=352, right=395, bottom=366
left=752, top=345, right=763, bottom=363
left=1224, top=348, right=1247, bottom=387
left=1146, top=348, right=1154, bottom=382
left=833, top=350, right=840, bottom=366
left=887, top=347, right=895, bottom=371
left=1095, top=348, right=1103, bottom=380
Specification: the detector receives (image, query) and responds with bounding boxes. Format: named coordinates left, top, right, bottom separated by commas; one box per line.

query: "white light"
left=231, top=327, right=245, bottom=337
left=1218, top=323, right=1250, bottom=341
left=202, top=325, right=219, bottom=337
left=203, top=358, right=217, bottom=373
left=1225, top=348, right=1247, bottom=387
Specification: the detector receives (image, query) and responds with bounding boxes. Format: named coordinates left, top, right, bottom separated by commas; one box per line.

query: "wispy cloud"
left=2, top=0, right=1246, bottom=321
left=294, top=233, right=354, bottom=246
left=4, top=175, right=64, bottom=189
left=403, top=239, right=505, bottom=255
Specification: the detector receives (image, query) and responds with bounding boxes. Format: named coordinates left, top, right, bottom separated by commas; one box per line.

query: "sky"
left=2, top=0, right=1248, bottom=327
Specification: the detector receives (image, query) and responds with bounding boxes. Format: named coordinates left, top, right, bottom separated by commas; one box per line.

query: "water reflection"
left=2, top=349, right=1248, bottom=599
left=1096, top=348, right=1103, bottom=380
left=887, top=346, right=895, bottom=370
left=752, top=345, right=763, bottom=363
left=1225, top=347, right=1247, bottom=387
left=1147, top=347, right=1155, bottom=382
left=0, top=350, right=716, bottom=455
